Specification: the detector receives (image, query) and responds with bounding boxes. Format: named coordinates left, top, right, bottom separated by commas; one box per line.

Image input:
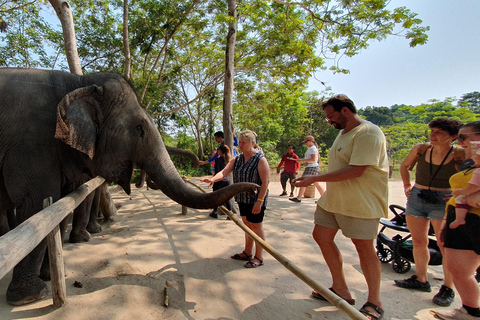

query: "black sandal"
left=244, top=256, right=264, bottom=268
left=231, top=251, right=252, bottom=261
left=359, top=302, right=384, bottom=320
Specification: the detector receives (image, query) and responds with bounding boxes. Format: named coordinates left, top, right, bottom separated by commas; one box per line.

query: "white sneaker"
left=432, top=308, right=479, bottom=320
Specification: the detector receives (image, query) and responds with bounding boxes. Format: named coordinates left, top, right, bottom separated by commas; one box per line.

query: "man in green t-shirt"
left=294, top=94, right=388, bottom=320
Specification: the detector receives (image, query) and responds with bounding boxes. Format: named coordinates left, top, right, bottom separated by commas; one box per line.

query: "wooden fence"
left=0, top=176, right=367, bottom=319
left=0, top=176, right=105, bottom=307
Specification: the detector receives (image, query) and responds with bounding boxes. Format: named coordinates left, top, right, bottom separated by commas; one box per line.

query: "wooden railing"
left=0, top=176, right=105, bottom=307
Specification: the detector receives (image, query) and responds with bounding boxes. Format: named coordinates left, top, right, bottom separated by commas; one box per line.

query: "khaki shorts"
left=314, top=205, right=380, bottom=240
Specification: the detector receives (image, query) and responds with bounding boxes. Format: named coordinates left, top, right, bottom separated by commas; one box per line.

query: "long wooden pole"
left=0, top=176, right=105, bottom=280
left=184, top=179, right=367, bottom=320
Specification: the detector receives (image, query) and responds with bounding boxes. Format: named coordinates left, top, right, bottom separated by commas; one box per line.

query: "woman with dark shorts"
left=394, top=118, right=464, bottom=307
left=433, top=121, right=480, bottom=320
left=201, top=130, right=269, bottom=268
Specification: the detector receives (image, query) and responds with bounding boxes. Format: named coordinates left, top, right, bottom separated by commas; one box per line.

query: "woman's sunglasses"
left=458, top=132, right=480, bottom=142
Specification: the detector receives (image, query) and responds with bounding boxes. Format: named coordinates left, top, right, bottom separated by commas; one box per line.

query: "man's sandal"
left=231, top=251, right=252, bottom=261
left=244, top=256, right=264, bottom=268
left=311, top=288, right=355, bottom=305
left=359, top=302, right=384, bottom=320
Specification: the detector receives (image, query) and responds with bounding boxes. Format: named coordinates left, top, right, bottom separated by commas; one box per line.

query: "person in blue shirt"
left=199, top=131, right=238, bottom=165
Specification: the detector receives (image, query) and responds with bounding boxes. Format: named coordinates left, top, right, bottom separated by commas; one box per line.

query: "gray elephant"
left=69, top=145, right=201, bottom=244
left=0, top=68, right=257, bottom=306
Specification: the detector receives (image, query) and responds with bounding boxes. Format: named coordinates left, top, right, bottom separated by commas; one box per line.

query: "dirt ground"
left=0, top=176, right=465, bottom=319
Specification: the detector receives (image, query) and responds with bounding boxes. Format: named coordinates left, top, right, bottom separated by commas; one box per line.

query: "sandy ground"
left=0, top=176, right=467, bottom=320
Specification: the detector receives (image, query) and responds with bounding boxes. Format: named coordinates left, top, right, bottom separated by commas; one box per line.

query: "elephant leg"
left=135, top=170, right=146, bottom=188
left=86, top=188, right=102, bottom=234
left=99, top=182, right=116, bottom=223
left=0, top=209, right=10, bottom=236
left=69, top=193, right=94, bottom=243
left=7, top=239, right=48, bottom=306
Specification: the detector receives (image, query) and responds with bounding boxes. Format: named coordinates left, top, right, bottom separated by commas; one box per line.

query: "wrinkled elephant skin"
left=0, top=68, right=258, bottom=306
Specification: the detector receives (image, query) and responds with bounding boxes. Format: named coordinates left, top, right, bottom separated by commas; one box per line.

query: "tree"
left=1, top=0, right=431, bottom=163
left=360, top=106, right=395, bottom=126
left=49, top=0, right=82, bottom=74
left=458, top=91, right=480, bottom=113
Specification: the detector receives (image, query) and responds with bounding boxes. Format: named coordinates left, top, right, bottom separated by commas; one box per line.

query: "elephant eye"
left=136, top=125, right=144, bottom=138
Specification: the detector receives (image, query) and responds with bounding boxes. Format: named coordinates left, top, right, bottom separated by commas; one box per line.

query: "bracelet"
left=256, top=198, right=264, bottom=203
left=404, top=183, right=411, bottom=188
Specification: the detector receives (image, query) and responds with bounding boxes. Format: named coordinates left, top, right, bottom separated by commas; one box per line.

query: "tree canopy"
left=5, top=0, right=473, bottom=173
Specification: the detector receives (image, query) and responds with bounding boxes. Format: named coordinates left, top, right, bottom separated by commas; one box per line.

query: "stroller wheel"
left=392, top=258, right=411, bottom=274
left=377, top=248, right=393, bottom=263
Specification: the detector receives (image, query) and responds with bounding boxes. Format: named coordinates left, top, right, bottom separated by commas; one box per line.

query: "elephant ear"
left=55, top=85, right=103, bottom=159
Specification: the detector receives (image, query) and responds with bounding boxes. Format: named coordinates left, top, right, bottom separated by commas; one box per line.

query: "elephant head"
left=54, top=74, right=257, bottom=208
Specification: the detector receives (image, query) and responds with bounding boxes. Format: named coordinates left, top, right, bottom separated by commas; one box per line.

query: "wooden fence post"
left=44, top=197, right=67, bottom=308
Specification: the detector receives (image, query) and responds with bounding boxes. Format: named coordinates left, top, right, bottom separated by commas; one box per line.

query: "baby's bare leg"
left=451, top=207, right=468, bottom=229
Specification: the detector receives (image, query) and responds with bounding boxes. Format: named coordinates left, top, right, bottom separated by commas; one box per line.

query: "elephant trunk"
left=143, top=138, right=258, bottom=209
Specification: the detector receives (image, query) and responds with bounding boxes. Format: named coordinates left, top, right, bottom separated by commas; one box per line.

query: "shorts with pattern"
left=303, top=166, right=320, bottom=176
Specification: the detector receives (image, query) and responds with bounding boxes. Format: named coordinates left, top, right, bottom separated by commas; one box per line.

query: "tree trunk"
left=48, top=0, right=82, bottom=75
left=223, top=0, right=237, bottom=157
left=49, top=0, right=116, bottom=221
left=123, top=0, right=131, bottom=80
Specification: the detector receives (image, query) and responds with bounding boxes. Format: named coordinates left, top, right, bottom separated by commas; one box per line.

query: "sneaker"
left=433, top=285, right=455, bottom=307
left=209, top=211, right=218, bottom=219
left=279, top=191, right=287, bottom=196
left=289, top=197, right=301, bottom=203
left=432, top=307, right=479, bottom=320
left=394, top=275, right=432, bottom=292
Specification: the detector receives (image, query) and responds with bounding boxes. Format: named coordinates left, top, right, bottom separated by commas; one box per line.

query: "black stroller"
left=376, top=204, right=442, bottom=274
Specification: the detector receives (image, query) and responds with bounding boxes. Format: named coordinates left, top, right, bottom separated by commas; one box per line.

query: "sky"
left=308, top=0, right=480, bottom=109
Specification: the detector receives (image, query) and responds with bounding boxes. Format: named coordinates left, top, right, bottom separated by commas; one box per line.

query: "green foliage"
left=458, top=91, right=480, bottom=113
left=2, top=0, right=442, bottom=173
left=0, top=1, right=60, bottom=68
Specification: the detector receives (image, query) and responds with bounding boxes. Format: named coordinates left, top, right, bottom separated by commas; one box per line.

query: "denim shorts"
left=405, top=187, right=450, bottom=220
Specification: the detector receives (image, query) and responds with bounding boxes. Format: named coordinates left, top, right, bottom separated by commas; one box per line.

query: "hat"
left=302, top=135, right=315, bottom=143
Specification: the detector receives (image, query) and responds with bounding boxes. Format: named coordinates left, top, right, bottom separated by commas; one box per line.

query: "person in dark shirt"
left=199, top=131, right=238, bottom=166
left=277, top=145, right=300, bottom=197
left=207, top=145, right=232, bottom=218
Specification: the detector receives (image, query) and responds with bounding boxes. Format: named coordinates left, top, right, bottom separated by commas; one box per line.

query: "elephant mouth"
left=112, top=161, right=133, bottom=195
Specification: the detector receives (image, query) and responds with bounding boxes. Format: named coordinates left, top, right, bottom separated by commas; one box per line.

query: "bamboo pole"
left=0, top=176, right=105, bottom=280
left=184, top=178, right=367, bottom=320
left=44, top=197, right=67, bottom=307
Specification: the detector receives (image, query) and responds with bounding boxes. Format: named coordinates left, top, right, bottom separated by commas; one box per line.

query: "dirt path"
left=0, top=178, right=461, bottom=319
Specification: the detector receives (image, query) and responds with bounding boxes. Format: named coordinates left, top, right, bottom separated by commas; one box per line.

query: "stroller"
left=376, top=204, right=442, bottom=274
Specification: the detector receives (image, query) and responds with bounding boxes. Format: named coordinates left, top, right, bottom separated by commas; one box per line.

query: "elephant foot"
left=69, top=229, right=91, bottom=243
left=39, top=263, right=69, bottom=281
left=86, top=221, right=102, bottom=234
left=7, top=276, right=48, bottom=306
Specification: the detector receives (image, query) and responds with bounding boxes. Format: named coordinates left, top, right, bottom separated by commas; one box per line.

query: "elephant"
left=70, top=145, right=201, bottom=244
left=0, top=68, right=257, bottom=306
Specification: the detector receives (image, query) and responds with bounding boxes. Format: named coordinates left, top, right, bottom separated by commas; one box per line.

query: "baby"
left=451, top=141, right=480, bottom=228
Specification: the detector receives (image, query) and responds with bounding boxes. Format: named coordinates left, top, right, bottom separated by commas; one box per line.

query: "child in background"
left=208, top=145, right=232, bottom=218
left=451, top=141, right=480, bottom=228
left=277, top=145, right=300, bottom=197
left=210, top=148, right=216, bottom=176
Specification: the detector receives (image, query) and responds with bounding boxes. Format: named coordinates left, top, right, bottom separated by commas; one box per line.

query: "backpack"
left=407, top=143, right=465, bottom=171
